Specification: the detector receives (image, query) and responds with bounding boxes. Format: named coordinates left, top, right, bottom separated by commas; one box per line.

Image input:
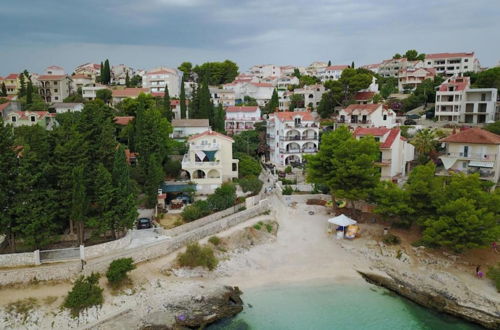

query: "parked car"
left=406, top=114, right=421, bottom=120
left=137, top=217, right=152, bottom=230
left=404, top=119, right=417, bottom=125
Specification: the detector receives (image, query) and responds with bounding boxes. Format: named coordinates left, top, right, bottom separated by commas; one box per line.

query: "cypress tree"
left=351, top=61, right=355, bottom=69
left=163, top=84, right=172, bottom=121
left=100, top=61, right=104, bottom=83
left=213, top=104, right=226, bottom=133
left=144, top=153, right=164, bottom=208
left=70, top=165, right=87, bottom=245
left=26, top=80, right=33, bottom=106
left=93, top=163, right=115, bottom=237
left=189, top=83, right=200, bottom=119
left=104, top=59, right=111, bottom=84
left=198, top=79, right=213, bottom=120
left=18, top=73, right=26, bottom=97
left=180, top=78, right=187, bottom=118
left=125, top=71, right=130, bottom=87
left=328, top=60, right=332, bottom=66
left=1, top=82, right=7, bottom=96
left=265, top=89, right=279, bottom=114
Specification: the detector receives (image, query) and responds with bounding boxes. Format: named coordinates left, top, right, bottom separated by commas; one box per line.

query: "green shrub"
left=208, top=236, right=221, bottom=246
left=237, top=154, right=261, bottom=178
left=64, top=273, right=103, bottom=317
left=487, top=263, right=500, bottom=292
left=282, top=185, right=293, bottom=195
left=239, top=176, right=263, bottom=195
left=106, top=258, right=136, bottom=286
left=265, top=223, right=273, bottom=233
left=280, top=178, right=296, bottom=185
left=382, top=233, right=401, bottom=245
left=178, top=243, right=218, bottom=271
left=181, top=200, right=211, bottom=222
left=285, top=166, right=292, bottom=174
left=207, top=182, right=237, bottom=211
left=253, top=224, right=262, bottom=230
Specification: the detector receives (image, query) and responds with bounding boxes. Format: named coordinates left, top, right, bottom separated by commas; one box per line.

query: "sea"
left=208, top=281, right=483, bottom=330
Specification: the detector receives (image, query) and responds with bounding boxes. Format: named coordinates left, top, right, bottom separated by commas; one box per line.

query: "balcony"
left=181, top=154, right=221, bottom=169
left=468, top=169, right=495, bottom=178
left=443, top=152, right=496, bottom=161
left=189, top=143, right=219, bottom=151
left=279, top=148, right=317, bottom=154
left=280, top=135, right=318, bottom=141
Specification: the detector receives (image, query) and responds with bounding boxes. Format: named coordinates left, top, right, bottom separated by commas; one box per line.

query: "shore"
left=0, top=195, right=498, bottom=329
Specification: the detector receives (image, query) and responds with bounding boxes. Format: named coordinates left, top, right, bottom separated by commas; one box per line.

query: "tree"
left=99, top=61, right=104, bottom=83
left=239, top=176, right=263, bottom=195
left=130, top=75, right=142, bottom=87
left=96, top=89, right=112, bottom=104
left=405, top=162, right=442, bottom=223
left=71, top=165, right=87, bottom=244
left=411, top=128, right=438, bottom=164
left=404, top=49, right=425, bottom=61
left=324, top=68, right=373, bottom=106
left=264, top=89, right=279, bottom=114
left=106, top=258, right=135, bottom=287
left=306, top=126, right=380, bottom=212
left=197, top=78, right=214, bottom=121
left=64, top=273, right=103, bottom=317
left=317, top=90, right=336, bottom=118
left=299, top=75, right=319, bottom=87
left=26, top=80, right=33, bottom=106
left=327, top=60, right=332, bottom=66
left=236, top=153, right=261, bottom=178
left=163, top=84, right=172, bottom=121
left=1, top=82, right=7, bottom=97
left=213, top=104, right=225, bottom=133
left=243, top=96, right=258, bottom=106
left=473, top=67, right=500, bottom=90
left=484, top=121, right=500, bottom=135
left=207, top=182, right=237, bottom=211
left=180, top=78, right=187, bottom=118
left=18, top=72, right=26, bottom=97
left=292, top=68, right=301, bottom=79
left=233, top=130, right=260, bottom=157
left=372, top=181, right=414, bottom=227
left=103, top=59, right=111, bottom=85
left=91, top=163, right=115, bottom=237
left=178, top=62, right=193, bottom=78
left=193, top=60, right=239, bottom=85
left=378, top=77, right=398, bottom=99
left=393, top=53, right=402, bottom=59
left=351, top=61, right=355, bottom=69
left=188, top=84, right=200, bottom=118
left=289, top=94, right=304, bottom=110
left=143, top=153, right=164, bottom=208
left=125, top=71, right=130, bottom=87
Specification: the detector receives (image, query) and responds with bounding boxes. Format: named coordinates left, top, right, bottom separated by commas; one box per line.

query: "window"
left=481, top=93, right=486, bottom=101
left=464, top=59, right=468, bottom=62
left=11, top=116, right=16, bottom=122
left=55, top=96, right=59, bottom=100
left=54, top=89, right=58, bottom=93
left=232, top=163, right=237, bottom=171
left=30, top=116, right=36, bottom=122
left=383, top=115, right=387, bottom=120
left=462, top=161, right=467, bottom=169
left=53, top=81, right=58, bottom=86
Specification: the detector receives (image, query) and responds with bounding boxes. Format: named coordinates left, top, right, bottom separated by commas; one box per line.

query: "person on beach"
left=476, top=265, right=484, bottom=279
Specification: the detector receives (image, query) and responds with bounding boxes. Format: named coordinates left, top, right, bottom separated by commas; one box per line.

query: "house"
left=225, top=106, right=262, bottom=135
left=74, top=63, right=101, bottom=78
left=224, top=82, right=274, bottom=107
left=209, top=87, right=236, bottom=107
left=306, top=61, right=328, bottom=76
left=435, top=76, right=499, bottom=124
left=276, top=76, right=299, bottom=90
left=424, top=52, right=480, bottom=77
left=181, top=130, right=239, bottom=193
left=355, top=91, right=376, bottom=105
left=320, top=65, right=349, bottom=82
left=51, top=102, right=84, bottom=114
left=169, top=99, right=188, bottom=119
left=142, top=67, right=181, bottom=97
left=397, top=67, right=436, bottom=92
left=439, top=128, right=500, bottom=186
left=361, top=63, right=381, bottom=74
left=353, top=127, right=414, bottom=182
left=38, top=75, right=72, bottom=103
left=45, top=66, right=65, bottom=75
left=82, top=83, right=109, bottom=101
left=5, top=111, right=56, bottom=129
left=249, top=64, right=281, bottom=78
left=112, top=64, right=133, bottom=85
left=171, top=119, right=210, bottom=140
left=111, top=88, right=149, bottom=105
left=2, top=74, right=20, bottom=95
left=71, top=74, right=94, bottom=91
left=337, top=104, right=397, bottom=128
left=267, top=111, right=319, bottom=167
left=294, top=84, right=326, bottom=110
left=378, top=58, right=424, bottom=78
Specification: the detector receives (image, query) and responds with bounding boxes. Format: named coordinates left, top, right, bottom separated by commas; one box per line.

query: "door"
left=463, top=146, right=469, bottom=158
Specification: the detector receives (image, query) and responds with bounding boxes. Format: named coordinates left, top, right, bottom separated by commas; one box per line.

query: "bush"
left=382, top=233, right=401, bottom=245
left=237, top=154, right=261, bottom=178
left=181, top=200, right=211, bottom=222
left=253, top=224, right=262, bottom=230
left=285, top=166, right=292, bottom=174
left=64, top=273, right=103, bottom=317
left=208, top=236, right=221, bottom=246
left=178, top=243, right=218, bottom=270
left=282, top=185, right=293, bottom=195
left=164, top=159, right=181, bottom=178
left=106, top=258, right=136, bottom=286
left=280, top=178, right=296, bottom=185
left=265, top=223, right=273, bottom=233
left=487, top=263, right=500, bottom=292
left=207, top=182, right=237, bottom=211
left=239, top=176, right=263, bottom=195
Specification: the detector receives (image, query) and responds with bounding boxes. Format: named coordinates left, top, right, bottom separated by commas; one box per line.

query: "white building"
left=378, top=58, right=424, bottom=78
left=112, top=64, right=133, bottom=85
left=361, top=63, right=381, bottom=74
left=320, top=65, right=349, bottom=82
left=249, top=64, right=281, bottom=79
left=143, top=67, right=181, bottom=97
left=71, top=74, right=94, bottom=91
left=424, top=52, right=480, bottom=77
left=51, top=103, right=84, bottom=114
left=209, top=87, right=236, bottom=107
left=38, top=75, right=72, bottom=103
left=181, top=130, right=239, bottom=193
left=171, top=119, right=210, bottom=140
left=111, top=88, right=149, bottom=105
left=294, top=84, right=326, bottom=110
left=45, top=65, right=65, bottom=76
left=224, top=106, right=262, bottom=135
left=74, top=63, right=101, bottom=79
left=224, top=82, right=274, bottom=107
left=82, top=83, right=109, bottom=101
left=397, top=67, right=436, bottom=92
left=337, top=104, right=397, bottom=128
left=353, top=127, right=414, bottom=182
left=267, top=111, right=319, bottom=167
left=276, top=76, right=299, bottom=90
left=435, top=76, right=499, bottom=124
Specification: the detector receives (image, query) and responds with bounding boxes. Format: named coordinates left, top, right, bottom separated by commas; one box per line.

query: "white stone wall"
left=0, top=251, right=35, bottom=267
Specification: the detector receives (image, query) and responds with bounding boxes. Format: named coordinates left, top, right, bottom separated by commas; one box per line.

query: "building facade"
left=142, top=67, right=181, bottom=97
left=5, top=111, right=56, bottom=129
left=224, top=106, right=262, bottom=135
left=319, top=65, right=349, bottom=82
left=397, top=67, right=436, bottom=92
left=38, top=75, right=72, bottom=103
left=171, top=119, right=210, bottom=140
left=337, top=104, right=397, bottom=128
left=294, top=84, right=326, bottom=110
left=424, top=52, right=480, bottom=77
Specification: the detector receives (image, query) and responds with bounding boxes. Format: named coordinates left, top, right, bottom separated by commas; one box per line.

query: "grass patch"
left=5, top=298, right=39, bottom=324
left=208, top=236, right=221, bottom=246
left=177, top=243, right=218, bottom=271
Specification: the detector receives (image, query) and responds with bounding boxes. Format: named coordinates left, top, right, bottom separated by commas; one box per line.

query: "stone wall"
left=85, top=234, right=133, bottom=260
left=0, top=251, right=35, bottom=268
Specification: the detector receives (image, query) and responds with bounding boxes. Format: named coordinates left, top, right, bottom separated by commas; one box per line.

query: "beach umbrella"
left=327, top=214, right=357, bottom=226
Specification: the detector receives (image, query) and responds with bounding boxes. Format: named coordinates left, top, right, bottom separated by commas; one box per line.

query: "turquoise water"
left=208, top=282, right=483, bottom=330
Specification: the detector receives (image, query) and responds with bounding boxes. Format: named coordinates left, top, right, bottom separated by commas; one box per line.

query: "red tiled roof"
left=325, top=65, right=349, bottom=71
left=225, top=106, right=259, bottom=112
left=72, top=74, right=92, bottom=79
left=146, top=69, right=176, bottom=75
left=38, top=75, right=68, bottom=80
left=251, top=82, right=273, bottom=88
left=124, top=149, right=138, bottom=163
left=114, top=116, right=135, bottom=125
left=47, top=65, right=64, bottom=70
left=5, top=74, right=18, bottom=80
left=438, top=77, right=469, bottom=92
left=274, top=111, right=314, bottom=121
left=353, top=127, right=390, bottom=137
left=440, top=128, right=500, bottom=145
left=355, top=91, right=376, bottom=101
left=342, top=104, right=381, bottom=114
left=0, top=102, right=11, bottom=113
left=170, top=99, right=188, bottom=106
left=380, top=128, right=400, bottom=148
left=112, top=88, right=148, bottom=98
left=188, top=130, right=234, bottom=142
left=425, top=52, right=474, bottom=59
left=12, top=111, right=50, bottom=120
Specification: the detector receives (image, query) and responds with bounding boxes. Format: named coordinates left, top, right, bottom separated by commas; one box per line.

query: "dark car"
left=137, top=218, right=152, bottom=230
left=406, top=114, right=421, bottom=120
left=404, top=119, right=417, bottom=125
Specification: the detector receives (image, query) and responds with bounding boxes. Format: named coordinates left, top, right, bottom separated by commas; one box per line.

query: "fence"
left=40, top=247, right=81, bottom=263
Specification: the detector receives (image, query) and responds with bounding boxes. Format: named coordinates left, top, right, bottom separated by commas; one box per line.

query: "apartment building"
left=224, top=106, right=262, bottom=135
left=276, top=76, right=299, bottom=90
left=435, top=77, right=498, bottom=124
left=424, top=52, right=480, bottom=77
left=38, top=75, right=72, bottom=103
left=439, top=128, right=500, bottom=186
left=111, top=88, right=149, bottom=105
left=337, top=104, right=397, bottom=128
left=294, top=84, right=326, bottom=110
left=142, top=67, right=181, bottom=97
left=353, top=127, right=414, bottom=182
left=319, top=65, right=349, bottom=82
left=71, top=74, right=94, bottom=90
left=378, top=58, right=423, bottom=78
left=249, top=64, right=281, bottom=78
left=82, top=83, right=109, bottom=101
left=181, top=130, right=239, bottom=193
left=397, top=67, right=436, bottom=92
left=45, top=66, right=65, bottom=75
left=209, top=87, right=236, bottom=107
left=171, top=119, right=210, bottom=140
left=1, top=74, right=20, bottom=95
left=267, top=111, right=319, bottom=167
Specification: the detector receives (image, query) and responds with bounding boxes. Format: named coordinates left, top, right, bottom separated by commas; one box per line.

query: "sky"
left=1, top=0, right=499, bottom=75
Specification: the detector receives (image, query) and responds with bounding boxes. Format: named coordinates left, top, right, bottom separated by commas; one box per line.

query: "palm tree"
left=411, top=129, right=437, bottom=164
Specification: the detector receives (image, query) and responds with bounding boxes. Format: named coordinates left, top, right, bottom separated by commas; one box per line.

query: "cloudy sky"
left=1, top=0, right=498, bottom=74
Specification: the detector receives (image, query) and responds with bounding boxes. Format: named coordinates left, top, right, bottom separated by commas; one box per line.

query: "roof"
left=114, top=116, right=135, bottom=125
left=52, top=102, right=83, bottom=108
left=146, top=68, right=177, bottom=75
left=353, top=127, right=390, bottom=137
left=0, top=102, right=11, bottom=113
left=172, top=119, right=210, bottom=127
left=440, top=128, right=500, bottom=145
left=355, top=91, right=376, bottom=101
left=438, top=77, right=469, bottom=92
left=72, top=74, right=92, bottom=79
left=325, top=65, right=349, bottom=71
left=274, top=111, right=314, bottom=121
left=11, top=111, right=51, bottom=120
left=425, top=52, right=474, bottom=59
left=5, top=73, right=18, bottom=80
left=38, top=75, right=68, bottom=81
left=188, top=130, right=234, bottom=142
left=47, top=65, right=64, bottom=70
left=225, top=106, right=259, bottom=112
left=380, top=128, right=400, bottom=148
left=112, top=88, right=149, bottom=98
left=250, top=82, right=273, bottom=88
left=342, top=104, right=381, bottom=114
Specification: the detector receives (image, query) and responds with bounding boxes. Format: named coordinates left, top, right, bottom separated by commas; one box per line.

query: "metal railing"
left=40, top=247, right=80, bottom=263
left=444, top=152, right=496, bottom=161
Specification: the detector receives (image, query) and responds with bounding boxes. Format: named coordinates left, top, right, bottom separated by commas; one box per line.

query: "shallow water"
left=208, top=282, right=483, bottom=330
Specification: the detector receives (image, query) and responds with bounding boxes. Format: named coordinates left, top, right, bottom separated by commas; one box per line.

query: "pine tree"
left=71, top=165, right=87, bottom=245
left=180, top=78, right=187, bottom=119
left=163, top=84, right=172, bottom=121
left=26, top=80, right=33, bottom=106
left=1, top=82, right=7, bottom=97
left=18, top=73, right=26, bottom=97
left=213, top=104, right=226, bottom=133
left=351, top=61, right=355, bottom=69
left=328, top=60, right=332, bottom=66
left=125, top=71, right=130, bottom=87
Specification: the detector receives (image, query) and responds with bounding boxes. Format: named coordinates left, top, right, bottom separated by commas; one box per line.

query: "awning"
left=468, top=161, right=494, bottom=168
left=203, top=150, right=217, bottom=161
left=328, top=214, right=357, bottom=226
left=440, top=157, right=457, bottom=170
left=195, top=151, right=206, bottom=161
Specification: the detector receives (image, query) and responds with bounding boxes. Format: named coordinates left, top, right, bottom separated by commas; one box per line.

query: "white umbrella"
left=327, top=214, right=357, bottom=226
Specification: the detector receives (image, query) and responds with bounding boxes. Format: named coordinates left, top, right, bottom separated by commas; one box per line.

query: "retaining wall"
left=0, top=251, right=35, bottom=268
left=85, top=234, right=133, bottom=260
